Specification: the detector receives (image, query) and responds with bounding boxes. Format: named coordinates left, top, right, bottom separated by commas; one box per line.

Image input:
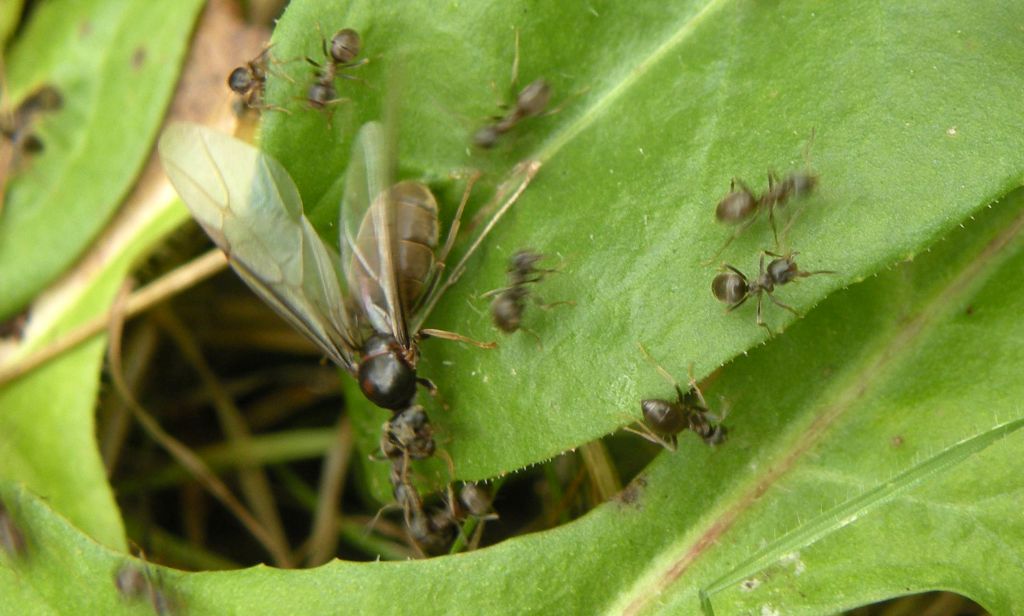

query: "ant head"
left=509, top=249, right=544, bottom=274
left=712, top=270, right=748, bottom=305
left=766, top=254, right=800, bottom=285
left=458, top=483, right=493, bottom=517
left=227, top=66, right=254, bottom=94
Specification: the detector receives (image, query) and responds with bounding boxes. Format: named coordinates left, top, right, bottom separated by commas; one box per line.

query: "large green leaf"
left=0, top=191, right=190, bottom=551
left=255, top=0, right=1023, bottom=488
left=0, top=0, right=203, bottom=320
left=3, top=188, right=1023, bottom=612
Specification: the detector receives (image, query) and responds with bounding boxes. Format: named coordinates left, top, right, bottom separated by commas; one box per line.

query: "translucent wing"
left=158, top=122, right=357, bottom=373
left=340, top=121, right=408, bottom=348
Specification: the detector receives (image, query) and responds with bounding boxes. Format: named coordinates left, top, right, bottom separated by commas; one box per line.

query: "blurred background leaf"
left=0, top=0, right=203, bottom=319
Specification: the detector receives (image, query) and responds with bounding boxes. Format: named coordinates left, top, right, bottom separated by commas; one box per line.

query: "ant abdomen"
left=640, top=399, right=689, bottom=435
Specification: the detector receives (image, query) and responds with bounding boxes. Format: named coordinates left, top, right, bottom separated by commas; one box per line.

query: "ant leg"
left=520, top=326, right=545, bottom=351
left=413, top=160, right=541, bottom=330
left=255, top=99, right=293, bottom=115
left=531, top=296, right=575, bottom=311
left=705, top=213, right=760, bottom=265
left=419, top=328, right=496, bottom=349
left=411, top=171, right=481, bottom=316
left=723, top=264, right=748, bottom=280
left=366, top=502, right=400, bottom=535
left=416, top=377, right=449, bottom=411
left=436, top=449, right=457, bottom=480
left=437, top=170, right=482, bottom=266
left=755, top=293, right=772, bottom=333
left=510, top=29, right=520, bottom=89
left=766, top=292, right=801, bottom=316
left=725, top=294, right=750, bottom=312
left=623, top=423, right=677, bottom=452
left=768, top=204, right=782, bottom=251
left=636, top=343, right=685, bottom=392
left=479, top=285, right=516, bottom=299
left=686, top=363, right=710, bottom=409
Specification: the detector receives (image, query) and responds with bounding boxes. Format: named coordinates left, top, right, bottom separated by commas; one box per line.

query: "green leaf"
left=0, top=187, right=190, bottom=550
left=4, top=188, right=1024, bottom=611
left=256, top=0, right=1024, bottom=488
left=0, top=0, right=203, bottom=320
left=0, top=0, right=22, bottom=46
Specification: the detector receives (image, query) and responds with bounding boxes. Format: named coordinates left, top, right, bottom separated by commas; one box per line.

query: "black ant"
left=472, top=30, right=561, bottom=149
left=712, top=250, right=834, bottom=331
left=378, top=404, right=436, bottom=463
left=625, top=344, right=727, bottom=451
left=473, top=78, right=551, bottom=149
left=227, top=47, right=292, bottom=114
left=384, top=449, right=496, bottom=556
left=482, top=250, right=572, bottom=343
left=305, top=27, right=365, bottom=112
left=707, top=133, right=819, bottom=262
left=387, top=460, right=457, bottom=556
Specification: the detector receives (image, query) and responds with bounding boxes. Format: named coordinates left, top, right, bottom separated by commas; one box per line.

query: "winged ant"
left=159, top=113, right=540, bottom=542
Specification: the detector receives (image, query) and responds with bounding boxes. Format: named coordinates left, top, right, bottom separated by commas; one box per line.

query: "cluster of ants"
left=0, top=80, right=63, bottom=213
left=221, top=27, right=836, bottom=558
left=225, top=28, right=569, bottom=556
left=229, top=27, right=552, bottom=143
left=708, top=167, right=834, bottom=331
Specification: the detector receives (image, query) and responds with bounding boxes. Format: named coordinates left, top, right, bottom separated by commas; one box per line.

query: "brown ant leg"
left=415, top=171, right=482, bottom=309
left=706, top=211, right=761, bottom=265
left=436, top=170, right=482, bottom=265
left=798, top=268, right=838, bottom=278
left=724, top=293, right=751, bottom=312
left=767, top=202, right=781, bottom=250
left=418, top=328, right=496, bottom=349
left=416, top=377, right=449, bottom=411
left=519, top=326, right=544, bottom=351
left=765, top=292, right=800, bottom=316
left=531, top=297, right=575, bottom=311
left=622, top=423, right=678, bottom=452
left=755, top=293, right=772, bottom=333
left=637, top=343, right=684, bottom=392
left=685, top=363, right=710, bottom=409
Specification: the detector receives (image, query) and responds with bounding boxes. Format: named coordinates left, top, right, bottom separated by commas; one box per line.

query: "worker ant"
left=305, top=27, right=366, bottom=113
left=712, top=250, right=834, bottom=331
left=483, top=250, right=573, bottom=344
left=626, top=344, right=727, bottom=451
left=707, top=132, right=820, bottom=262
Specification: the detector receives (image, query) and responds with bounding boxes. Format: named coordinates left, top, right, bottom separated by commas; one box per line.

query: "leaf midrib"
left=532, top=0, right=727, bottom=166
